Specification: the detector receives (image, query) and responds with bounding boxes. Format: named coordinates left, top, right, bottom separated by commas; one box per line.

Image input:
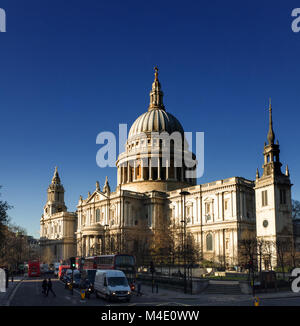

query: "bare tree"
left=257, top=238, right=265, bottom=272
left=0, top=224, right=37, bottom=271
left=287, top=238, right=299, bottom=269
left=239, top=230, right=257, bottom=269
left=263, top=240, right=275, bottom=271
left=0, top=186, right=12, bottom=247
left=292, top=199, right=300, bottom=220
left=275, top=239, right=289, bottom=280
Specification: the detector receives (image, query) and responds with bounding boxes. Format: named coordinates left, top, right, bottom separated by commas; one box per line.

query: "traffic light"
left=70, top=257, right=76, bottom=270
left=248, top=260, right=253, bottom=270
left=150, top=261, right=155, bottom=274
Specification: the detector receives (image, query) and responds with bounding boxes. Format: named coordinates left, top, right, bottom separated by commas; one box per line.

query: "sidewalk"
left=135, top=282, right=300, bottom=302
left=254, top=290, right=300, bottom=300
left=136, top=283, right=195, bottom=299
left=0, top=276, right=24, bottom=306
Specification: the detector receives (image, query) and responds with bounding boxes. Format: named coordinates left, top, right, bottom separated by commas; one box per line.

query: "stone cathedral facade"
left=40, top=69, right=294, bottom=268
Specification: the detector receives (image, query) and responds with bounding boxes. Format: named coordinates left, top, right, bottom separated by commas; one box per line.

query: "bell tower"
left=255, top=100, right=293, bottom=268
left=44, top=167, right=67, bottom=216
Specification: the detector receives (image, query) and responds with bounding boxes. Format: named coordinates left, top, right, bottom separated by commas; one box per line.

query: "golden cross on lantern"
left=154, top=66, right=158, bottom=80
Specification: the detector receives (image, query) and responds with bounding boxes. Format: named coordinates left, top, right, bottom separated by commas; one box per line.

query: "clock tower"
left=254, top=101, right=293, bottom=268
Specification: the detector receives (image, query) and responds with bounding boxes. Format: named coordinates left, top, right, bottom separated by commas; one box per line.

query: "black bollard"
left=5, top=269, right=9, bottom=289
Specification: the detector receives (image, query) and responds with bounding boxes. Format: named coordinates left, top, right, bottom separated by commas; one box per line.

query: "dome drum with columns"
left=116, top=67, right=197, bottom=192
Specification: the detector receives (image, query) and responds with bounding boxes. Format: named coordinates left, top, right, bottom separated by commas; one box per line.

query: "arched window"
left=206, top=233, right=213, bottom=251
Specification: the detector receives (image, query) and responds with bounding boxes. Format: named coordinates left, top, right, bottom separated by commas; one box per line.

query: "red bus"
left=83, top=254, right=136, bottom=281
left=28, top=261, right=40, bottom=277
left=58, top=265, right=70, bottom=279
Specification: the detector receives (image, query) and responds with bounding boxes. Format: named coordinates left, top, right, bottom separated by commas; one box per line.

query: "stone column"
left=231, top=191, right=234, bottom=217
left=87, top=236, right=90, bottom=257
left=123, top=164, right=126, bottom=183
left=166, top=159, right=169, bottom=180
left=117, top=166, right=120, bottom=185
left=149, top=157, right=152, bottom=180
left=222, top=192, right=224, bottom=221
left=158, top=157, right=161, bottom=180
left=141, top=158, right=144, bottom=180
left=133, top=161, right=136, bottom=181
left=127, top=161, right=130, bottom=182
left=81, top=237, right=84, bottom=257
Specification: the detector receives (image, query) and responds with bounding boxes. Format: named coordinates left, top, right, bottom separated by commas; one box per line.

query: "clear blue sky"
left=0, top=0, right=299, bottom=238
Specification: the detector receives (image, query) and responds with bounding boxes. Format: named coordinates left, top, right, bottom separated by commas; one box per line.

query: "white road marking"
left=6, top=279, right=24, bottom=306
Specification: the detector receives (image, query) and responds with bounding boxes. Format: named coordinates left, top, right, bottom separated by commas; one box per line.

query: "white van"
left=94, top=270, right=131, bottom=302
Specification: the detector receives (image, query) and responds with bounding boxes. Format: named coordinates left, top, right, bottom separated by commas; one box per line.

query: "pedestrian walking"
left=46, top=278, right=56, bottom=297
left=137, top=280, right=142, bottom=296
left=42, top=279, right=48, bottom=295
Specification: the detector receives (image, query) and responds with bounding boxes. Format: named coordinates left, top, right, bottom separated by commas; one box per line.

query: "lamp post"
left=180, top=190, right=190, bottom=294
left=100, top=191, right=110, bottom=255
left=103, top=224, right=109, bottom=255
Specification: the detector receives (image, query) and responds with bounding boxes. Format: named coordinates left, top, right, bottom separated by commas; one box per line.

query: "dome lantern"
left=149, top=66, right=165, bottom=111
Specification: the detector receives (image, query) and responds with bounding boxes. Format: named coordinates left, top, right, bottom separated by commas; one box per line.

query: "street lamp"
left=103, top=224, right=109, bottom=255
left=180, top=190, right=190, bottom=294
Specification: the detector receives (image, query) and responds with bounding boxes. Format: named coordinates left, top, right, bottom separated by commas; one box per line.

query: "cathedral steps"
left=203, top=280, right=242, bottom=295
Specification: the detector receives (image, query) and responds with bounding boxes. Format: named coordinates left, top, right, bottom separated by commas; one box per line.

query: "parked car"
left=94, top=269, right=131, bottom=302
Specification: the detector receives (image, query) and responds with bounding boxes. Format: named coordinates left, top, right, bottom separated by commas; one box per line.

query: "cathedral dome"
left=128, top=67, right=184, bottom=140
left=128, top=109, right=184, bottom=139
left=116, top=67, right=196, bottom=193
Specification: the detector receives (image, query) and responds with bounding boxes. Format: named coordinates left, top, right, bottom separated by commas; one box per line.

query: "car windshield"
left=107, top=277, right=128, bottom=287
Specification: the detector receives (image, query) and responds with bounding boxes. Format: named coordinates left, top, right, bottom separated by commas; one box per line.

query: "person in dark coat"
left=4, top=268, right=9, bottom=289
left=46, top=278, right=56, bottom=297
left=42, top=279, right=48, bottom=295
left=137, top=280, right=142, bottom=296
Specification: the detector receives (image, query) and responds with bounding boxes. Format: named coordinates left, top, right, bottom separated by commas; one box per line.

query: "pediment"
left=86, top=190, right=108, bottom=204
left=203, top=196, right=214, bottom=202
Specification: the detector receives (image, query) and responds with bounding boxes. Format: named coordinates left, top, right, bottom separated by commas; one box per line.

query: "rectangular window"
left=96, top=209, right=100, bottom=222
left=205, top=203, right=210, bottom=214
left=224, top=199, right=229, bottom=211
left=262, top=190, right=268, bottom=207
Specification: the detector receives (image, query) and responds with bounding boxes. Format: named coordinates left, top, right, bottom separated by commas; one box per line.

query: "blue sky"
left=0, top=0, right=299, bottom=238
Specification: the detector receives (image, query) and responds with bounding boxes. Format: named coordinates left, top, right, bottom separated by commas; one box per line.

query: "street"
left=7, top=277, right=300, bottom=307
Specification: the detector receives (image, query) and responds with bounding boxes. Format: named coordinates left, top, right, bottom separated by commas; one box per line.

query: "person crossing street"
left=42, top=279, right=47, bottom=296
left=46, top=278, right=56, bottom=297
